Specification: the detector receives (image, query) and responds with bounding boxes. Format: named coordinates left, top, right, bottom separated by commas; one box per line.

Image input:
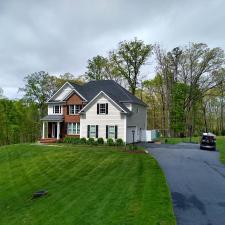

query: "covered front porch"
left=40, top=115, right=64, bottom=143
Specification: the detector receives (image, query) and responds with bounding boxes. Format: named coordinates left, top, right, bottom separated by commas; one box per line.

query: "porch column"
left=42, top=122, right=45, bottom=139
left=57, top=122, right=60, bottom=140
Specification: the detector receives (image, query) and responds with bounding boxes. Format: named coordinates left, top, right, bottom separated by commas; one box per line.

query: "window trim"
left=90, top=125, right=96, bottom=138
left=53, top=105, right=61, bottom=114
left=67, top=122, right=80, bottom=135
left=106, top=125, right=118, bottom=139
left=97, top=103, right=108, bottom=115
left=99, top=103, right=106, bottom=114
left=87, top=125, right=98, bottom=138
left=108, top=125, right=116, bottom=139
left=69, top=105, right=82, bottom=115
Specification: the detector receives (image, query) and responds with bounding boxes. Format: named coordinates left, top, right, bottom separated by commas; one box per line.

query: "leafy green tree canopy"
left=111, top=38, right=153, bottom=95
left=19, top=71, right=57, bottom=116
left=85, top=55, right=109, bottom=81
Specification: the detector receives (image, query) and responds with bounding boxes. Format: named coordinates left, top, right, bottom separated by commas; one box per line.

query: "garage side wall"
left=126, top=104, right=147, bottom=143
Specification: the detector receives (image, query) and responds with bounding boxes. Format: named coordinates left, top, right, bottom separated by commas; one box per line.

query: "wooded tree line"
left=0, top=38, right=224, bottom=145
left=0, top=99, right=40, bottom=145
left=85, top=40, right=225, bottom=138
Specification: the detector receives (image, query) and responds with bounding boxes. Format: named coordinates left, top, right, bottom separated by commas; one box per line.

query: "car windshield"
left=202, top=135, right=215, bottom=141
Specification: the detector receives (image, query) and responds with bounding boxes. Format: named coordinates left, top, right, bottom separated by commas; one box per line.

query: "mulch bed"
left=122, top=150, right=146, bottom=154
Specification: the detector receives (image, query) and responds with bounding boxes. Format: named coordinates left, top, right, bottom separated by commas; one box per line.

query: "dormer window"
left=53, top=105, right=61, bottom=114
left=97, top=103, right=108, bottom=115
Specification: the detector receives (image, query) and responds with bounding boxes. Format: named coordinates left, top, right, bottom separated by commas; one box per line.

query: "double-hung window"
left=53, top=105, right=61, bottom=114
left=97, top=103, right=108, bottom=114
left=69, top=105, right=82, bottom=115
left=100, top=104, right=106, bottom=114
left=67, top=123, right=80, bottom=135
left=87, top=125, right=98, bottom=138
left=106, top=125, right=118, bottom=139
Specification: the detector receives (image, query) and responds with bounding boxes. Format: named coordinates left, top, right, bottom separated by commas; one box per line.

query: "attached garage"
left=126, top=126, right=137, bottom=143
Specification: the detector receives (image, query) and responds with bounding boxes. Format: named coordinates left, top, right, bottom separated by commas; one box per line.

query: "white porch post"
left=42, top=122, right=45, bottom=139
left=57, top=122, right=60, bottom=140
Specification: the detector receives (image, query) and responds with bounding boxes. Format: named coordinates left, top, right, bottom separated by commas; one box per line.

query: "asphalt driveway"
left=143, top=143, right=225, bottom=225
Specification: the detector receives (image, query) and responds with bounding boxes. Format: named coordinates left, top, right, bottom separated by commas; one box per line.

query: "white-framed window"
left=97, top=103, right=108, bottom=114
left=53, top=105, right=61, bottom=114
left=100, top=104, right=106, bottom=114
left=88, top=125, right=98, bottom=138
left=69, top=105, right=82, bottom=115
left=108, top=126, right=116, bottom=138
left=67, top=123, right=80, bottom=135
left=106, top=125, right=118, bottom=139
left=90, top=125, right=96, bottom=138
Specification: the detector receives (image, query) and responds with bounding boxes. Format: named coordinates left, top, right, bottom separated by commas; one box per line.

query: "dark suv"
left=200, top=133, right=216, bottom=151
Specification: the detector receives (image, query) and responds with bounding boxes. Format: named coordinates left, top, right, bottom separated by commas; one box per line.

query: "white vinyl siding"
left=54, top=83, right=73, bottom=101
left=80, top=93, right=126, bottom=141
left=126, top=104, right=147, bottom=142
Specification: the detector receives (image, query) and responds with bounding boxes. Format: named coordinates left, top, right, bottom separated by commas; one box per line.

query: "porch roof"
left=40, top=115, right=64, bottom=122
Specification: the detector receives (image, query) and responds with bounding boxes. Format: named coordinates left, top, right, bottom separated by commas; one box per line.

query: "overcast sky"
left=0, top=0, right=225, bottom=99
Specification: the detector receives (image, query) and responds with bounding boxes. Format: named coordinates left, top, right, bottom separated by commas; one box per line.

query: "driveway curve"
left=143, top=143, right=225, bottom=225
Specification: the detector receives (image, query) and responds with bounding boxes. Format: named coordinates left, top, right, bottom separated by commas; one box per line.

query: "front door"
left=52, top=123, right=57, bottom=138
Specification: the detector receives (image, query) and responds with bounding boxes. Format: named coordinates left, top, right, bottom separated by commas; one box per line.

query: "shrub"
left=107, top=138, right=114, bottom=146
left=97, top=137, right=104, bottom=145
left=63, top=137, right=71, bottom=143
left=71, top=137, right=80, bottom=144
left=80, top=137, right=87, bottom=144
left=116, top=138, right=124, bottom=146
left=63, top=137, right=80, bottom=144
left=87, top=138, right=95, bottom=145
left=127, top=144, right=138, bottom=151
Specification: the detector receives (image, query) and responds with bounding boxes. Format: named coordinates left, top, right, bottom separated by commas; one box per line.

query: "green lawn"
left=160, top=136, right=225, bottom=165
left=160, top=136, right=200, bottom=144
left=216, top=137, right=225, bottom=165
left=0, top=144, right=176, bottom=225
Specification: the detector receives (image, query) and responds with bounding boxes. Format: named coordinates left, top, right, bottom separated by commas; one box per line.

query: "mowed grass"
left=0, top=144, right=176, bottom=225
left=160, top=136, right=200, bottom=144
left=216, top=136, right=225, bottom=165
left=160, top=136, right=225, bottom=165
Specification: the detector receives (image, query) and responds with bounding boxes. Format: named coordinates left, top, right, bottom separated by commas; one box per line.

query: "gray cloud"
left=0, top=0, right=225, bottom=98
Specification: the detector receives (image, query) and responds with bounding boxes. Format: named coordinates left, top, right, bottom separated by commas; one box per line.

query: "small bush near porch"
left=0, top=144, right=176, bottom=225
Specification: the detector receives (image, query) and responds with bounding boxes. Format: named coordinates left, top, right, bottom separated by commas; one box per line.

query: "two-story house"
left=40, top=80, right=147, bottom=143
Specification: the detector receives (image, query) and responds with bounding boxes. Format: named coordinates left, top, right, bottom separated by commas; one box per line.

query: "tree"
left=154, top=45, right=183, bottom=136
left=85, top=55, right=123, bottom=83
left=170, top=83, right=189, bottom=135
left=0, top=87, right=4, bottom=99
left=143, top=74, right=169, bottom=135
left=111, top=38, right=153, bottom=95
left=0, top=99, right=40, bottom=145
left=85, top=55, right=109, bottom=80
left=56, top=73, right=84, bottom=88
left=153, top=43, right=224, bottom=138
left=19, top=71, right=58, bottom=117
left=214, top=68, right=225, bottom=134
left=179, top=43, right=224, bottom=139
